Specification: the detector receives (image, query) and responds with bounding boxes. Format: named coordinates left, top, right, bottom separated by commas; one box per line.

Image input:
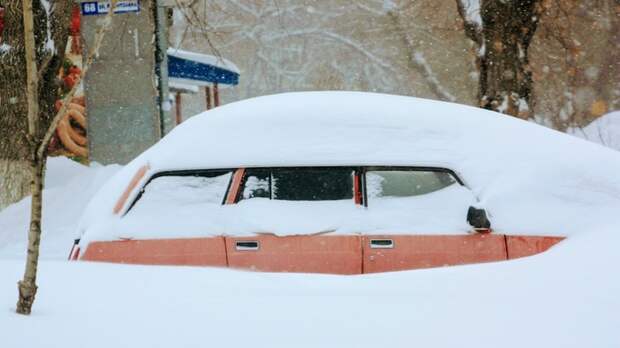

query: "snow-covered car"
left=69, top=92, right=584, bottom=274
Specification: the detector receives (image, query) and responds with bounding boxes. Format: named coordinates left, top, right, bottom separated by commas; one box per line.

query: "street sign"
left=81, top=1, right=140, bottom=16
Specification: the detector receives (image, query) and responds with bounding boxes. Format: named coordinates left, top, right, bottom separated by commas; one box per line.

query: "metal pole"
left=214, top=83, right=220, bottom=107
left=205, top=86, right=212, bottom=110
left=154, top=0, right=171, bottom=136
left=175, top=92, right=182, bottom=125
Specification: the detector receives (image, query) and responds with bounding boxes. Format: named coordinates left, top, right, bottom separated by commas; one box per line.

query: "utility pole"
left=154, top=0, right=172, bottom=135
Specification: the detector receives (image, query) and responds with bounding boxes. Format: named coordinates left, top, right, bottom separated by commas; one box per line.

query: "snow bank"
left=570, top=110, right=620, bottom=151
left=0, top=157, right=121, bottom=259
left=0, top=97, right=619, bottom=347
left=1, top=221, right=619, bottom=348
left=78, top=92, right=620, bottom=244
left=106, top=184, right=475, bottom=240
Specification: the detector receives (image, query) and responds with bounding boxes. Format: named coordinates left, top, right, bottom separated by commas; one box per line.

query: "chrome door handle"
left=235, top=240, right=260, bottom=251
left=370, top=239, right=394, bottom=249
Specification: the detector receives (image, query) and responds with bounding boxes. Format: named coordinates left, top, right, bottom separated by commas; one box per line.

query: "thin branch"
left=174, top=0, right=221, bottom=58
left=36, top=54, right=52, bottom=81
left=37, top=0, right=117, bottom=160
left=455, top=0, right=482, bottom=46
left=387, top=9, right=456, bottom=102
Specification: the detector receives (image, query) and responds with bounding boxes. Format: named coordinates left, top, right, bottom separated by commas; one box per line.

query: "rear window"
left=241, top=168, right=354, bottom=201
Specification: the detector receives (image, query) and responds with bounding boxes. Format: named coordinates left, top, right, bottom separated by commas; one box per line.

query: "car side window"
left=127, top=170, right=232, bottom=213
left=243, top=169, right=270, bottom=199
left=239, top=168, right=354, bottom=202
left=366, top=170, right=457, bottom=199
left=363, top=169, right=474, bottom=230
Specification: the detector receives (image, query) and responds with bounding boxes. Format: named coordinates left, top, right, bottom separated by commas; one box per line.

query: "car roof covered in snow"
left=78, top=92, right=620, bottom=239
left=138, top=92, right=618, bottom=172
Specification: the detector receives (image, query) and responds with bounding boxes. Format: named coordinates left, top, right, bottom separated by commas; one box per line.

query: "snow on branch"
left=39, top=0, right=55, bottom=53
left=455, top=0, right=482, bottom=46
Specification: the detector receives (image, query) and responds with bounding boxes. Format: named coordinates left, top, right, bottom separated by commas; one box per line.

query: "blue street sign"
left=81, top=1, right=140, bottom=16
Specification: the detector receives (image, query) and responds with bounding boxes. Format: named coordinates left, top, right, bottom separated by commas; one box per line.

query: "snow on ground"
left=1, top=98, right=620, bottom=347
left=0, top=157, right=121, bottom=259
left=0, top=226, right=619, bottom=348
left=570, top=110, right=620, bottom=151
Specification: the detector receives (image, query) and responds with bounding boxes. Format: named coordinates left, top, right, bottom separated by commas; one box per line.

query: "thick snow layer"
left=0, top=136, right=619, bottom=347
left=110, top=184, right=474, bottom=240
left=570, top=110, right=620, bottom=151
left=77, top=92, right=620, bottom=244
left=462, top=0, right=482, bottom=26
left=0, top=43, right=12, bottom=54
left=104, top=170, right=474, bottom=239
left=167, top=47, right=241, bottom=74
left=168, top=78, right=200, bottom=93
left=1, top=225, right=620, bottom=348
left=0, top=157, right=121, bottom=259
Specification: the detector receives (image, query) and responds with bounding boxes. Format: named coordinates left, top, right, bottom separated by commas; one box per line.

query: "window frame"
left=360, top=166, right=465, bottom=207
left=124, top=166, right=466, bottom=214
left=124, top=168, right=236, bottom=215
left=234, top=166, right=360, bottom=203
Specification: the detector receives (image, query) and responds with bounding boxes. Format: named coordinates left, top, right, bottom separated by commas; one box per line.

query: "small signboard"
left=81, top=1, right=140, bottom=16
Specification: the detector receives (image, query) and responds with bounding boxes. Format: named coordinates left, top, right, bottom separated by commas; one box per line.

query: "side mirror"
left=467, top=206, right=491, bottom=231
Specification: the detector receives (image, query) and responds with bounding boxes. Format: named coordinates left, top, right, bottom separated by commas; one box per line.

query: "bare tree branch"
left=387, top=9, right=457, bottom=102
left=455, top=0, right=482, bottom=46
left=174, top=0, right=221, bottom=58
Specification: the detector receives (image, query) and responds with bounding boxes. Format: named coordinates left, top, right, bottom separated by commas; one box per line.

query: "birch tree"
left=6, top=0, right=117, bottom=315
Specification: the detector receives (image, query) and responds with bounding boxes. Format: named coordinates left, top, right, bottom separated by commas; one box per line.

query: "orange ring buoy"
left=67, top=122, right=87, bottom=146
left=57, top=118, right=88, bottom=157
left=67, top=104, right=86, bottom=127
left=56, top=103, right=88, bottom=157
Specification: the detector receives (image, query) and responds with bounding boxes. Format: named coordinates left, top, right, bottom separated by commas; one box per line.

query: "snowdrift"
left=1, top=94, right=619, bottom=346
left=0, top=157, right=121, bottom=259
left=570, top=110, right=620, bottom=151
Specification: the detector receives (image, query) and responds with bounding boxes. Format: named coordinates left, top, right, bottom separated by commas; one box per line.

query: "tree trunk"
left=0, top=1, right=31, bottom=209
left=456, top=0, right=541, bottom=119
left=16, top=158, right=45, bottom=315
left=596, top=1, right=620, bottom=112
left=0, top=0, right=72, bottom=208
left=0, top=160, right=32, bottom=210
left=478, top=0, right=540, bottom=118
